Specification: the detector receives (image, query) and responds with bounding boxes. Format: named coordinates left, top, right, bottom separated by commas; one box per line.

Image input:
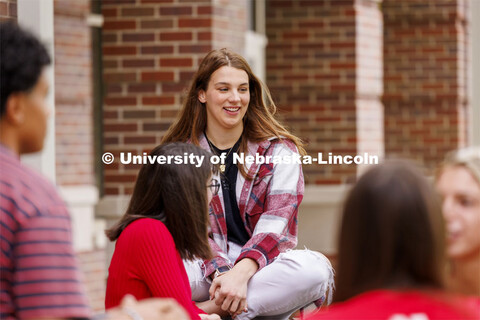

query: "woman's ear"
left=198, top=90, right=207, bottom=104
left=4, top=94, right=26, bottom=125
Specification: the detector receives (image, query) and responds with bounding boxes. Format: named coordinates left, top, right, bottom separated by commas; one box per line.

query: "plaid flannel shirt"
left=196, top=134, right=304, bottom=277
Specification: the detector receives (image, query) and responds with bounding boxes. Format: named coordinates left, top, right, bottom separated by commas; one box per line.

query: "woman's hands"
left=208, top=258, right=258, bottom=318
left=196, top=300, right=229, bottom=317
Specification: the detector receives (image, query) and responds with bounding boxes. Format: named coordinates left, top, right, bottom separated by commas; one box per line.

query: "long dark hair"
left=162, top=48, right=306, bottom=179
left=105, top=143, right=215, bottom=261
left=334, top=161, right=445, bottom=302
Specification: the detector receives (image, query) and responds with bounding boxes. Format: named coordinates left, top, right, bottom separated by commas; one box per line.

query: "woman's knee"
left=183, top=259, right=211, bottom=301
left=276, top=249, right=334, bottom=287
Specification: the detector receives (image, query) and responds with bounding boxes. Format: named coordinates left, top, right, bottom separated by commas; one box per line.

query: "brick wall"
left=54, top=0, right=95, bottom=185
left=77, top=249, right=106, bottom=312
left=211, top=0, right=248, bottom=53
left=383, top=0, right=469, bottom=169
left=0, top=0, right=16, bottom=21
left=99, top=0, right=470, bottom=187
left=54, top=0, right=105, bottom=312
left=265, top=0, right=383, bottom=184
left=102, top=0, right=247, bottom=196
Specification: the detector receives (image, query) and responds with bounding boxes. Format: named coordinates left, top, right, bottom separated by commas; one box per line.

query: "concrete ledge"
left=297, top=184, right=350, bottom=255
left=59, top=185, right=99, bottom=252
left=95, top=195, right=131, bottom=271
left=95, top=195, right=130, bottom=220
left=302, top=184, right=350, bottom=205
left=97, top=186, right=349, bottom=265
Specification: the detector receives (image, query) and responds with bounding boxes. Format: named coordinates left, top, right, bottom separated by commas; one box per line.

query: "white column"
left=245, top=0, right=267, bottom=83
left=17, top=0, right=56, bottom=183
left=16, top=1, right=105, bottom=254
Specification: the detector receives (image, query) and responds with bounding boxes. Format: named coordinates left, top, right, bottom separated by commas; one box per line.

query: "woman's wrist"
left=232, top=258, right=258, bottom=280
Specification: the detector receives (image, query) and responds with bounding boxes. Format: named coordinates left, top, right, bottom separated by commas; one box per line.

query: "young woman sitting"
left=162, top=48, right=334, bottom=320
left=105, top=143, right=221, bottom=320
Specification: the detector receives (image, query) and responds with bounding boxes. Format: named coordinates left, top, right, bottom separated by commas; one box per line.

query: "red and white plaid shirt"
left=196, top=134, right=304, bottom=277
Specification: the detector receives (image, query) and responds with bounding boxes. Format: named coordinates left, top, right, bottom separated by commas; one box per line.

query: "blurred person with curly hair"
left=0, top=21, right=189, bottom=320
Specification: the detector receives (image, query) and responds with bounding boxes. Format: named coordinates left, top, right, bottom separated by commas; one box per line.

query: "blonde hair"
left=162, top=48, right=305, bottom=179
left=437, top=147, right=480, bottom=184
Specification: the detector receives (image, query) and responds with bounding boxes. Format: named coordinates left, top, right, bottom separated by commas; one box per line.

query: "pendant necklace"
left=205, top=135, right=238, bottom=173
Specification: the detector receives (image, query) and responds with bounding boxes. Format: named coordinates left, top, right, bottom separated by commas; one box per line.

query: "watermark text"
left=102, top=152, right=379, bottom=166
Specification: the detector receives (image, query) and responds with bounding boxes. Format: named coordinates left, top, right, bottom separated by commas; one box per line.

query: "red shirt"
left=306, top=290, right=479, bottom=320
left=0, top=145, right=90, bottom=319
left=105, top=218, right=205, bottom=320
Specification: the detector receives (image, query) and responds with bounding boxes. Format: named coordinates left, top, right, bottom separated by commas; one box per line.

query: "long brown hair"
left=334, top=161, right=445, bottom=302
left=162, top=48, right=305, bottom=178
left=105, top=143, right=215, bottom=261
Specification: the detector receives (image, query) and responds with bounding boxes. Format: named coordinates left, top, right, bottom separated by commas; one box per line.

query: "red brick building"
left=1, top=0, right=478, bottom=311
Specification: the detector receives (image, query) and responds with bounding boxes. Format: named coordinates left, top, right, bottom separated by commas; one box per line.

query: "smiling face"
left=436, top=165, right=480, bottom=260
left=198, top=66, right=250, bottom=135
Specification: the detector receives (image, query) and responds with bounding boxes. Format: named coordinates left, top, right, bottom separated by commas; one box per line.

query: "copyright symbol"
left=102, top=152, right=114, bottom=164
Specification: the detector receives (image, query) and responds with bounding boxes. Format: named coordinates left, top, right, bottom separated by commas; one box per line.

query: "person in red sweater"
left=307, top=161, right=479, bottom=320
left=105, top=143, right=221, bottom=320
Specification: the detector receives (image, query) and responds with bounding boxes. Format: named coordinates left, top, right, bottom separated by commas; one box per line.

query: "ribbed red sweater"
left=105, top=218, right=205, bottom=320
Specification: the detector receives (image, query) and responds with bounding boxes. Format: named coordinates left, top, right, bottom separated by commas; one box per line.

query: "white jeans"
left=184, top=242, right=334, bottom=320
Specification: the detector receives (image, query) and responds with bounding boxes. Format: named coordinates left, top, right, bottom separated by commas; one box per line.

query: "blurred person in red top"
left=306, top=161, right=479, bottom=320
left=0, top=21, right=189, bottom=320
left=436, top=147, right=480, bottom=297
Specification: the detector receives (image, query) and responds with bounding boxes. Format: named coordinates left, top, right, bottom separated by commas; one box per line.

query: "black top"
left=209, top=138, right=250, bottom=246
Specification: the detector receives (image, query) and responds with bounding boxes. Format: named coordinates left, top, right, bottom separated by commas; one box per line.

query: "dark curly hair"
left=0, top=21, right=51, bottom=117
